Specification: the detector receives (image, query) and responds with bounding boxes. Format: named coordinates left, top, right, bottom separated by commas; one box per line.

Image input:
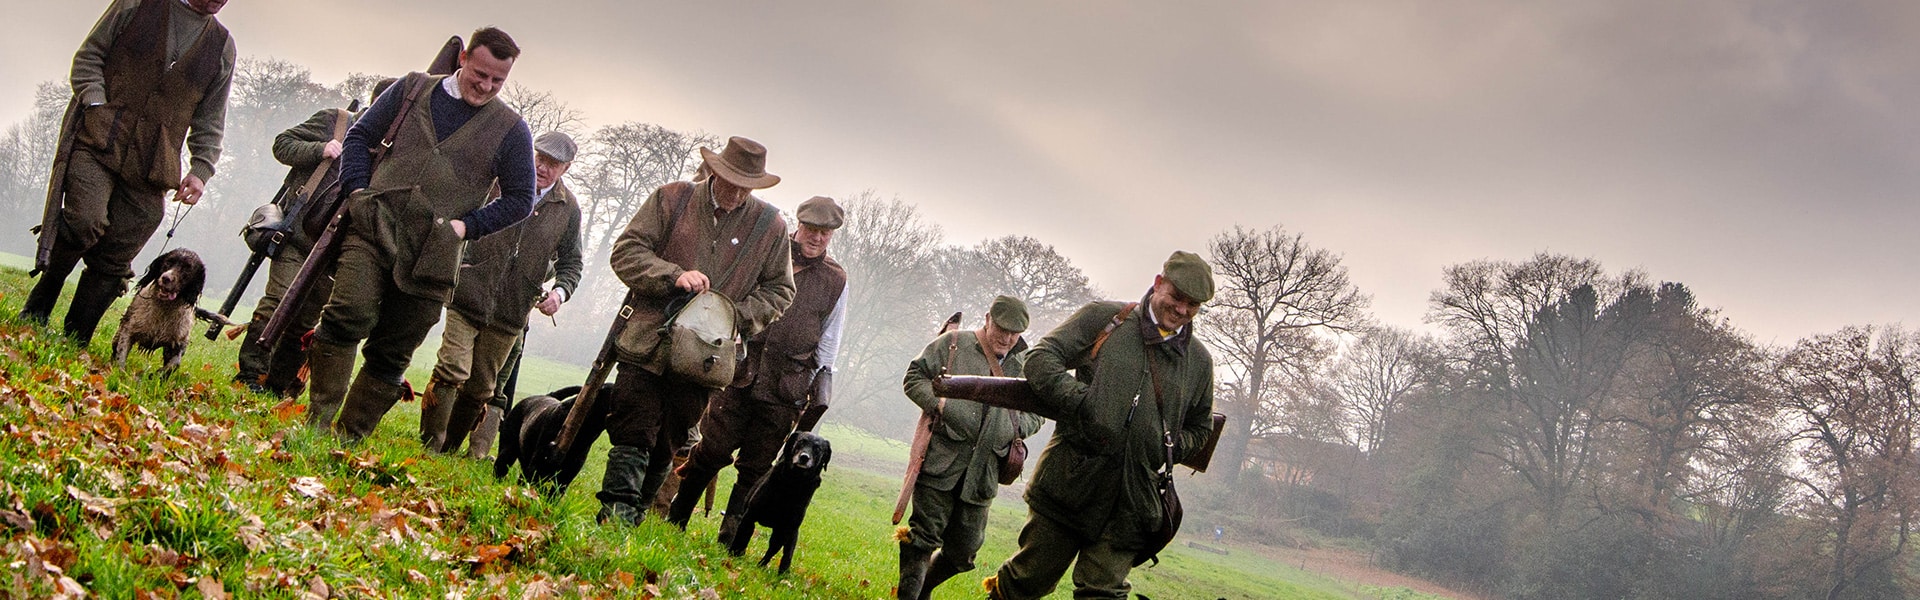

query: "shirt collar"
left=441, top=74, right=463, bottom=101
left=1137, top=292, right=1191, bottom=355
left=538, top=183, right=555, bottom=200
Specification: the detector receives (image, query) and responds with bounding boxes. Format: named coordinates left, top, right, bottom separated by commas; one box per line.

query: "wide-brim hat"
left=699, top=136, right=781, bottom=189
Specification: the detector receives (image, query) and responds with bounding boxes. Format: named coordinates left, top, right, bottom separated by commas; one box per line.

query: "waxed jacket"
left=904, top=330, right=1044, bottom=505
left=449, top=182, right=583, bottom=333
left=1022, top=298, right=1215, bottom=544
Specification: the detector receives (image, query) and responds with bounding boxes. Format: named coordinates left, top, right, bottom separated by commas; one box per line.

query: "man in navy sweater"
left=306, top=27, right=538, bottom=441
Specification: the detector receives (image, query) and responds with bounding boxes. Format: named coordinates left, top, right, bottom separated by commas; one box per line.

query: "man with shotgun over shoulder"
left=422, top=131, right=584, bottom=455
left=231, top=78, right=395, bottom=396
left=665, top=195, right=849, bottom=540
left=590, top=137, right=794, bottom=526
left=985, top=251, right=1217, bottom=600
left=306, top=27, right=537, bottom=440
left=22, top=0, right=235, bottom=346
left=896, top=295, right=1042, bottom=600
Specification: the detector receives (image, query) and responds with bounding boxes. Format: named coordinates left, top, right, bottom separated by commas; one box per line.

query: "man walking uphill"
left=898, top=295, right=1043, bottom=600
left=23, top=0, right=235, bottom=345
left=666, top=195, right=850, bottom=540
left=423, top=131, right=585, bottom=455
left=306, top=27, right=538, bottom=439
left=593, top=136, right=795, bottom=526
left=986, top=251, right=1217, bottom=600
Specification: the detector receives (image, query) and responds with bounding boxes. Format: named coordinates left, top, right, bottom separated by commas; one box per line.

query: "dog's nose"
left=795, top=454, right=814, bottom=469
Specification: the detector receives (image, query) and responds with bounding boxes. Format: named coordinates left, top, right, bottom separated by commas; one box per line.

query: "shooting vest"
left=450, top=182, right=580, bottom=333
left=614, top=181, right=786, bottom=369
left=73, top=0, right=229, bottom=192
left=348, top=72, right=521, bottom=302
left=740, top=242, right=846, bottom=408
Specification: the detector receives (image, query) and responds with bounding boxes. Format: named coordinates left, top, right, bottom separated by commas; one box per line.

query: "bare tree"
left=1199, top=225, right=1370, bottom=486
left=573, top=122, right=717, bottom=261
left=829, top=192, right=945, bottom=433
left=1771, top=325, right=1920, bottom=600
left=1328, top=326, right=1430, bottom=453
left=504, top=83, right=585, bottom=139
left=934, top=235, right=1097, bottom=337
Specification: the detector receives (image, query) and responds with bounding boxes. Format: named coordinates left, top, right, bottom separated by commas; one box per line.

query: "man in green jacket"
left=897, top=295, right=1043, bottom=600
left=22, top=0, right=234, bottom=345
left=423, top=131, right=584, bottom=455
left=234, top=78, right=395, bottom=396
left=986, top=251, right=1217, bottom=600
left=592, top=136, right=795, bottom=525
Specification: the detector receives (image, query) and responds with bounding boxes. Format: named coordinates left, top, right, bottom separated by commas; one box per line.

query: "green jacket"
left=449, top=182, right=584, bottom=334
left=904, top=330, right=1043, bottom=505
left=270, top=108, right=348, bottom=251
left=1023, top=299, right=1215, bottom=544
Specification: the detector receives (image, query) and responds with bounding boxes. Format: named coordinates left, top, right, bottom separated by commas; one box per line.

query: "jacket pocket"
left=407, top=193, right=465, bottom=289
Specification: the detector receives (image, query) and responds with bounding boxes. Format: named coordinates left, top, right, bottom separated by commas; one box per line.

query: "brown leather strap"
left=371, top=75, right=432, bottom=167
left=1089, top=302, right=1139, bottom=362
left=289, top=109, right=351, bottom=202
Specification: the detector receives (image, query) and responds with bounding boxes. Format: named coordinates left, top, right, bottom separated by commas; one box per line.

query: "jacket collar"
left=1136, top=291, right=1190, bottom=356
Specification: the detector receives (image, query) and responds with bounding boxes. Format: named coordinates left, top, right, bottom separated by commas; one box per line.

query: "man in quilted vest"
left=22, top=0, right=235, bottom=345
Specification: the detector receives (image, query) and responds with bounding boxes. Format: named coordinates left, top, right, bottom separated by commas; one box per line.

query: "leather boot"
left=333, top=372, right=407, bottom=443
left=465, top=405, right=503, bottom=459
left=716, top=511, right=747, bottom=548
left=595, top=445, right=649, bottom=526
left=20, top=249, right=80, bottom=325
left=417, top=377, right=461, bottom=451
left=895, top=543, right=933, bottom=600
left=261, top=331, right=310, bottom=398
left=919, top=549, right=961, bottom=600
left=666, top=464, right=719, bottom=530
left=63, top=271, right=125, bottom=346
left=715, top=474, right=756, bottom=546
left=439, top=390, right=489, bottom=456
left=303, top=340, right=357, bottom=429
left=233, top=321, right=271, bottom=391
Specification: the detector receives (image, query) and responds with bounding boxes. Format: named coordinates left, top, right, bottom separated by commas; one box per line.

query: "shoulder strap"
left=1089, top=302, right=1140, bottom=362
left=711, top=203, right=781, bottom=294
left=289, top=110, right=351, bottom=202
left=372, top=74, right=432, bottom=165
left=663, top=182, right=696, bottom=241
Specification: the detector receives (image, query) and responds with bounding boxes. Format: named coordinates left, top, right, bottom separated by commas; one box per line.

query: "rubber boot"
left=333, top=372, right=407, bottom=443
left=465, top=405, right=502, bottom=459
left=233, top=321, right=271, bottom=391
left=261, top=332, right=310, bottom=398
left=417, top=377, right=461, bottom=451
left=714, top=472, right=758, bottom=546
left=595, top=445, right=649, bottom=526
left=303, top=340, right=356, bottom=429
left=666, top=463, right=719, bottom=530
left=62, top=271, right=125, bottom=346
left=440, top=391, right=489, bottom=456
left=20, top=249, right=80, bottom=325
left=637, top=444, right=675, bottom=517
left=919, top=550, right=961, bottom=600
left=896, top=543, right=933, bottom=600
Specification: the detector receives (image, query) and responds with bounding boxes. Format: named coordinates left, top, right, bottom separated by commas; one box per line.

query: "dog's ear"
left=817, top=439, right=831, bottom=470
left=176, top=250, right=206, bottom=306
left=136, top=254, right=165, bottom=290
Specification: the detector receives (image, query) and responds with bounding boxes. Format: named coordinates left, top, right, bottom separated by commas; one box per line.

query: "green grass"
left=0, top=261, right=1445, bottom=599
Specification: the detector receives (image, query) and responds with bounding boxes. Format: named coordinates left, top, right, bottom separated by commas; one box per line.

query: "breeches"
left=313, top=234, right=444, bottom=383
left=683, top=385, right=799, bottom=489
left=991, top=511, right=1135, bottom=600
left=55, top=148, right=166, bottom=281
left=432, top=310, right=521, bottom=403
left=602, top=361, right=714, bottom=451
left=907, top=476, right=993, bottom=572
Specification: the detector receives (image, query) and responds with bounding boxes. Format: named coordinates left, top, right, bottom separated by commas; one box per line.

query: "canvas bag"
left=661, top=290, right=742, bottom=389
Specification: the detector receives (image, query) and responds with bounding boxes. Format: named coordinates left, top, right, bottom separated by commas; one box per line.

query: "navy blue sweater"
left=340, top=77, right=535, bottom=240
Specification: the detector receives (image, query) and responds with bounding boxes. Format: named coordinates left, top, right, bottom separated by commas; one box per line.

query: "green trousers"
left=990, top=510, right=1136, bottom=600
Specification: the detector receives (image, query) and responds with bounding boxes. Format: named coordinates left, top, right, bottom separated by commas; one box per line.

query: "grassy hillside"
left=0, top=263, right=1445, bottom=599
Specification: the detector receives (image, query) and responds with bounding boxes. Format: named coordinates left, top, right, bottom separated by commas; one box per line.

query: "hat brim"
left=700, top=147, right=781, bottom=189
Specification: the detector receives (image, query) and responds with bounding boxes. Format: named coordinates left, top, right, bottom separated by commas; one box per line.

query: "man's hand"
left=322, top=139, right=343, bottom=160
left=450, top=219, right=467, bottom=239
left=536, top=289, right=563, bottom=316
left=173, top=174, right=205, bottom=205
left=675, top=270, right=710, bottom=293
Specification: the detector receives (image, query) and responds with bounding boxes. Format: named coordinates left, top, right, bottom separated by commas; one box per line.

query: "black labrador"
left=494, top=385, right=589, bottom=496
left=726, top=430, right=832, bottom=573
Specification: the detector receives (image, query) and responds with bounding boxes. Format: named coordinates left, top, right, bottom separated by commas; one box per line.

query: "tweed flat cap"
left=534, top=131, right=577, bottom=163
left=989, top=295, right=1030, bottom=333
left=796, top=196, right=845, bottom=230
left=1162, top=251, right=1214, bottom=303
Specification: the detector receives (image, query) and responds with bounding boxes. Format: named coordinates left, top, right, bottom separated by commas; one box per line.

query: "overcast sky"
left=6, top=0, right=1916, bottom=345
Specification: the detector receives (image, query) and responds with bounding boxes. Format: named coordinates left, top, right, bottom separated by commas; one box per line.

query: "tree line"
left=1, top=55, right=1913, bottom=600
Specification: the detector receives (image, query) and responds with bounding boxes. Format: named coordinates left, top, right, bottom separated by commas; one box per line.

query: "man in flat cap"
left=422, top=131, right=585, bottom=455
left=896, top=295, right=1043, bottom=600
left=986, top=251, right=1217, bottom=600
left=590, top=136, right=796, bottom=525
left=665, top=195, right=851, bottom=541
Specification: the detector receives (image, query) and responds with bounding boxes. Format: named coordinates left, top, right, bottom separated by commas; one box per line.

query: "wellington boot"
left=62, top=271, right=125, bottom=346
left=303, top=340, right=357, bottom=429
left=716, top=511, right=747, bottom=548
left=417, top=378, right=462, bottom=451
left=595, top=445, right=650, bottom=526
left=666, top=466, right=719, bottom=530
left=333, top=373, right=406, bottom=443
left=233, top=321, right=271, bottom=389
left=261, top=331, right=310, bottom=398
left=21, top=249, right=80, bottom=325
left=465, top=405, right=503, bottom=460
left=918, top=550, right=961, bottom=600
left=440, top=391, right=489, bottom=456
left=895, top=543, right=933, bottom=600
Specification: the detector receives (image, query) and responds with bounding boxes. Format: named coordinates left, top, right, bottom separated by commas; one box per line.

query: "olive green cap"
left=988, top=295, right=1029, bottom=333
left=1162, top=251, right=1214, bottom=303
left=796, top=196, right=845, bottom=230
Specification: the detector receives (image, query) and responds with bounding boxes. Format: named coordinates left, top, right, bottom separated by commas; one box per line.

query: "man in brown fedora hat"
left=665, top=195, right=849, bottom=542
left=590, top=136, right=796, bottom=525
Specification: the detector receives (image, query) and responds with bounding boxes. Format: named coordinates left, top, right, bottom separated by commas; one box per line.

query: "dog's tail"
left=549, top=386, right=582, bottom=401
